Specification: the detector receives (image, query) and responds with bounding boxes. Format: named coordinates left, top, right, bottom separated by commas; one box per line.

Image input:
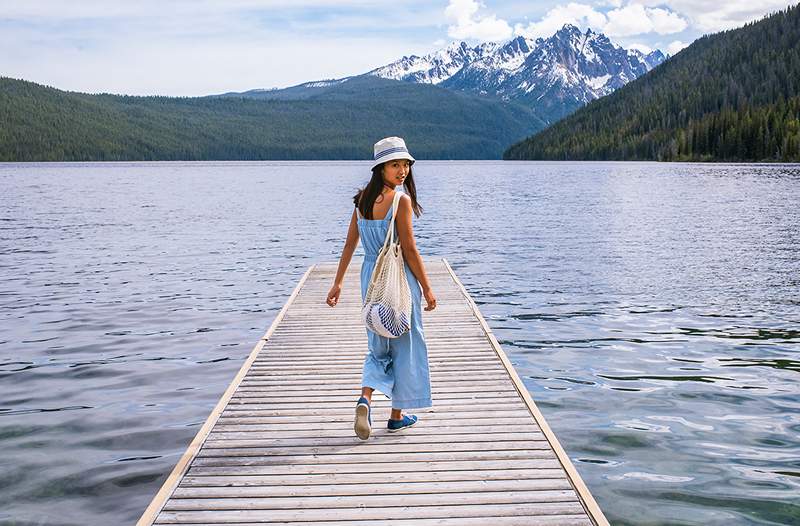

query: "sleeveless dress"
left=357, top=190, right=432, bottom=410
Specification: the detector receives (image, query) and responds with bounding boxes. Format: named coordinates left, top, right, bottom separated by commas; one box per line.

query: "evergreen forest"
left=503, top=4, right=800, bottom=162
left=0, top=75, right=543, bottom=162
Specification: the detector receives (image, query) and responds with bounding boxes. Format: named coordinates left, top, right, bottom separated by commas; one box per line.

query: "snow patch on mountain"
left=586, top=74, right=611, bottom=90
left=300, top=79, right=350, bottom=88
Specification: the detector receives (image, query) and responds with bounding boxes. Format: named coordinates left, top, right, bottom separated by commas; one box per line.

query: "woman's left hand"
left=326, top=284, right=341, bottom=307
left=423, top=287, right=437, bottom=311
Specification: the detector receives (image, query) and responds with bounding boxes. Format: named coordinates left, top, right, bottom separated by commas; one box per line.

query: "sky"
left=1, top=0, right=796, bottom=96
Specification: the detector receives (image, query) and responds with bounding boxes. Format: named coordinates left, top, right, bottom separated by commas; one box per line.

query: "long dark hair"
left=353, top=163, right=423, bottom=219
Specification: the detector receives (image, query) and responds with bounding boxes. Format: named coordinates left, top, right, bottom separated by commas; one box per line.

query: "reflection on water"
left=1, top=161, right=799, bottom=525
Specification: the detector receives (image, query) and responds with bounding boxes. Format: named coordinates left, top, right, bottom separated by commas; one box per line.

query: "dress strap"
left=381, top=191, right=404, bottom=249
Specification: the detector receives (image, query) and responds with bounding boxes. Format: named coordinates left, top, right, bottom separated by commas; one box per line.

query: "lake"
left=1, top=161, right=798, bottom=525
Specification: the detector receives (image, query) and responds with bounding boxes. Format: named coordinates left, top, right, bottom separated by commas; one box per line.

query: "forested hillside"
left=0, top=75, right=543, bottom=161
left=503, top=4, right=800, bottom=162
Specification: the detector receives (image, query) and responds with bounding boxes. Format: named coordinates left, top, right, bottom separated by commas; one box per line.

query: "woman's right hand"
left=326, top=284, right=341, bottom=307
left=423, top=287, right=437, bottom=311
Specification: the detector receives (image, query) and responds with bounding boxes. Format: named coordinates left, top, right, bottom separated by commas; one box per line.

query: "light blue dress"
left=357, top=191, right=432, bottom=410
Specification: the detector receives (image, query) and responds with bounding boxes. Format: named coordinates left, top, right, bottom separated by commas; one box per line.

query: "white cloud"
left=508, top=0, right=796, bottom=42
left=627, top=42, right=653, bottom=53
left=647, top=7, right=689, bottom=34
left=512, top=2, right=685, bottom=39
left=604, top=4, right=653, bottom=36
left=604, top=4, right=687, bottom=36
left=666, top=39, right=689, bottom=55
left=513, top=3, right=607, bottom=39
left=630, top=0, right=793, bottom=33
left=444, top=0, right=513, bottom=41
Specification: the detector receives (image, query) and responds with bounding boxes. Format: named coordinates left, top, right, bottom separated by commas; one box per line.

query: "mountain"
left=367, top=25, right=665, bottom=123
left=503, top=4, right=800, bottom=162
left=366, top=41, right=500, bottom=85
left=0, top=75, right=544, bottom=161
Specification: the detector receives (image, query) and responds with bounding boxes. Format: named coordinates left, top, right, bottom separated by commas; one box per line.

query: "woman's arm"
left=326, top=209, right=360, bottom=307
left=396, top=194, right=437, bottom=311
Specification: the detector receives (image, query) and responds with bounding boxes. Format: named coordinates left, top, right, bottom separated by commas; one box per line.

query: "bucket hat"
left=371, top=136, right=415, bottom=170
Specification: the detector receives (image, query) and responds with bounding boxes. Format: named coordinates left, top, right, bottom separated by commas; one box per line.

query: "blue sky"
left=1, top=0, right=795, bottom=96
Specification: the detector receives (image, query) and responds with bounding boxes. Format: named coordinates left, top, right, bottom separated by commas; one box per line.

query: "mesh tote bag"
left=361, top=191, right=413, bottom=338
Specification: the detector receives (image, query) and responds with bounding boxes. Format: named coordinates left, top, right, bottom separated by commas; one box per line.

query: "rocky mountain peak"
left=366, top=25, right=665, bottom=123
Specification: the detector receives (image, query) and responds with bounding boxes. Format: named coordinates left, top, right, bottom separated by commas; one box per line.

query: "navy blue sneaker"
left=354, top=396, right=372, bottom=440
left=387, top=414, right=418, bottom=432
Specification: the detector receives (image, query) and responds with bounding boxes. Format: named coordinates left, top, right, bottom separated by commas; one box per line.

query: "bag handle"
left=381, top=191, right=403, bottom=250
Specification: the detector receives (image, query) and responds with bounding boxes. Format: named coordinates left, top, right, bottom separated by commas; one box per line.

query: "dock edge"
left=441, top=257, right=609, bottom=526
left=136, top=264, right=316, bottom=526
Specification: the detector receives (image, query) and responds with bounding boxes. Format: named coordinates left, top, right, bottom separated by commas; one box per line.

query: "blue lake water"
left=1, top=161, right=799, bottom=525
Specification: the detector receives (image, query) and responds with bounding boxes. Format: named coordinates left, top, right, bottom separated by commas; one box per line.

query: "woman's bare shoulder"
left=397, top=193, right=414, bottom=218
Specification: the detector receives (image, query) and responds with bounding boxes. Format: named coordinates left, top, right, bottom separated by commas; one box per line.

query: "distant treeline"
left=504, top=4, right=800, bottom=162
left=0, top=75, right=542, bottom=162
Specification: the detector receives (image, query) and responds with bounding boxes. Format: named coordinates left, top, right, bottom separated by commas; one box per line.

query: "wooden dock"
left=138, top=259, right=608, bottom=525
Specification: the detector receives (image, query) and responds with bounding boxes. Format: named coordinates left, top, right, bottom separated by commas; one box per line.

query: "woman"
left=326, top=136, right=437, bottom=441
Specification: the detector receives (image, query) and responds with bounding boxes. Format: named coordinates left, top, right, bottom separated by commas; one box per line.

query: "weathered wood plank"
left=188, top=458, right=563, bottom=476
left=179, top=470, right=569, bottom=489
left=234, top=381, right=519, bottom=393
left=211, top=411, right=534, bottom=422
left=247, top=363, right=506, bottom=371
left=154, top=502, right=588, bottom=523
left=154, top=517, right=592, bottom=526
left=212, top=417, right=539, bottom=430
left=238, top=374, right=512, bottom=385
left=196, top=441, right=552, bottom=456
left=231, top=389, right=516, bottom=407
left=203, top=431, right=546, bottom=445
left=220, top=402, right=528, bottom=415
left=190, top=450, right=559, bottom=467
left=208, top=424, right=542, bottom=437
left=162, top=489, right=581, bottom=510
left=173, top=477, right=573, bottom=496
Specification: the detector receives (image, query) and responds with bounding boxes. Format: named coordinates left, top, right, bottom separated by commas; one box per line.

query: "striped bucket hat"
left=371, top=136, right=416, bottom=170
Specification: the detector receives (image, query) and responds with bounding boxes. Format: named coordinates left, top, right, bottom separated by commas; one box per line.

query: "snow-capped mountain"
left=440, top=36, right=539, bottom=96
left=367, top=41, right=500, bottom=85
left=367, top=24, right=665, bottom=123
